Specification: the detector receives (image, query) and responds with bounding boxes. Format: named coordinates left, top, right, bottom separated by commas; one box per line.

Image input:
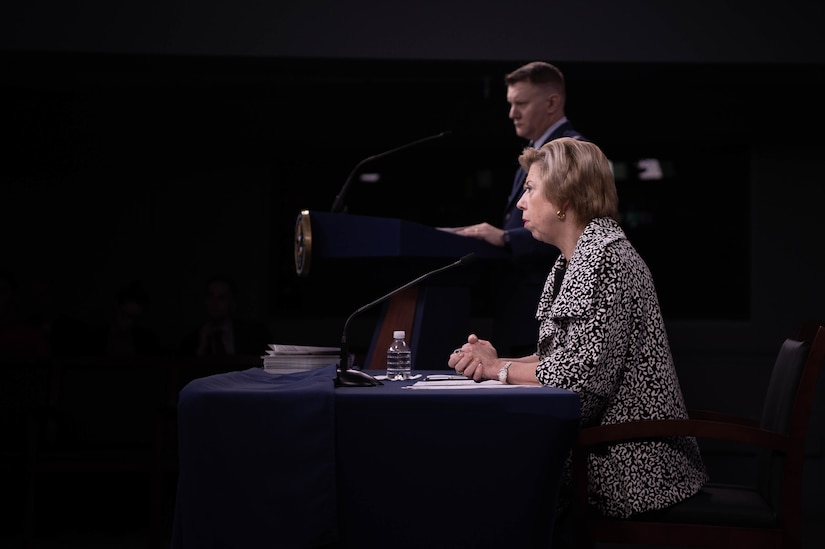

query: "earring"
left=556, top=210, right=566, bottom=220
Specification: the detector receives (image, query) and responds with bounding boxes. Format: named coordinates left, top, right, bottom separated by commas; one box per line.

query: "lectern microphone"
left=329, top=130, right=451, bottom=214
left=336, top=253, right=477, bottom=387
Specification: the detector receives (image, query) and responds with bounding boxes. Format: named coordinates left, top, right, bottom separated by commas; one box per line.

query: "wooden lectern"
left=294, top=210, right=508, bottom=371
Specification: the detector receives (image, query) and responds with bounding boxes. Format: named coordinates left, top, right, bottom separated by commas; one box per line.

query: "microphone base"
left=335, top=368, right=383, bottom=387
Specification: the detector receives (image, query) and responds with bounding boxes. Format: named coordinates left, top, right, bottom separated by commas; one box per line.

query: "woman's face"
left=516, top=163, right=561, bottom=245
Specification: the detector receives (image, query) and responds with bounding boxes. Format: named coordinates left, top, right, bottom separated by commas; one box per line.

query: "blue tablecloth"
left=173, top=366, right=339, bottom=549
left=172, top=366, right=581, bottom=549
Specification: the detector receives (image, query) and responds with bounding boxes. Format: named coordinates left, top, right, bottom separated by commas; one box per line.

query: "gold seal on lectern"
left=294, top=209, right=312, bottom=277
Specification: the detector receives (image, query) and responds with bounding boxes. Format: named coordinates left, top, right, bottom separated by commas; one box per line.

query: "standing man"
left=441, top=61, right=590, bottom=356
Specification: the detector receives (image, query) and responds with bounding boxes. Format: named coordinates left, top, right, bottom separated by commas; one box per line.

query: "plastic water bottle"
left=386, top=330, right=412, bottom=380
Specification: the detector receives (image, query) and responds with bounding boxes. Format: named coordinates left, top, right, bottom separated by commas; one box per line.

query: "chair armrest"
left=688, top=408, right=759, bottom=427
left=574, top=418, right=789, bottom=453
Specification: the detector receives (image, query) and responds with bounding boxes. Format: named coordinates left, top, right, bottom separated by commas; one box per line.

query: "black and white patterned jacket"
left=536, top=216, right=708, bottom=518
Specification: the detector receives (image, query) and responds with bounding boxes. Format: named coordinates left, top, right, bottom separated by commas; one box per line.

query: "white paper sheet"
left=403, top=380, right=543, bottom=390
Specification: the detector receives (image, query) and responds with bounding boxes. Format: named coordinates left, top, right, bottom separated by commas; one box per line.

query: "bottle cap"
left=393, top=330, right=405, bottom=339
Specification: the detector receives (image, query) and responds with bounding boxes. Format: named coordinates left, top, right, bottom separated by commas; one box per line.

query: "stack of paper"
left=262, top=344, right=340, bottom=374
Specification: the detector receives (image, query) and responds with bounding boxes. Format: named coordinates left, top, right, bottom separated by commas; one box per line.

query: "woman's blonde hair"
left=518, top=137, right=619, bottom=223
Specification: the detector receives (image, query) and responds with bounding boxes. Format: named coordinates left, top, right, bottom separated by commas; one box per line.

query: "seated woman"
left=447, top=138, right=707, bottom=527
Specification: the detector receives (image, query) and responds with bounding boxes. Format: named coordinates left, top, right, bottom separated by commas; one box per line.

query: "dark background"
left=2, top=0, right=825, bottom=528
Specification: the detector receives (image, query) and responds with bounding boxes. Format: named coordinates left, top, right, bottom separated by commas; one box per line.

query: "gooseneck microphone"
left=336, top=253, right=477, bottom=387
left=329, top=130, right=451, bottom=214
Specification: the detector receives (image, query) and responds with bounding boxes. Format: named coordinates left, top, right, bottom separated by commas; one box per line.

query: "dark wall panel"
left=2, top=1, right=825, bottom=64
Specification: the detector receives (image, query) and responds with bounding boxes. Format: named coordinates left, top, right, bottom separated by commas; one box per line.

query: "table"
left=172, top=366, right=581, bottom=549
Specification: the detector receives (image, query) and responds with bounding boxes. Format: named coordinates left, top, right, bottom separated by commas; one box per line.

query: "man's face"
left=115, top=301, right=144, bottom=330
left=506, top=81, right=553, bottom=142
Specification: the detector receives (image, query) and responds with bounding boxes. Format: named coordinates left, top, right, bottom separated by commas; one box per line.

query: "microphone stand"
left=336, top=253, right=476, bottom=387
left=330, top=131, right=451, bottom=214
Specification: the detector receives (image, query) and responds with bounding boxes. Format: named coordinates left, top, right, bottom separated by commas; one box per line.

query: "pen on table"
left=423, top=375, right=468, bottom=381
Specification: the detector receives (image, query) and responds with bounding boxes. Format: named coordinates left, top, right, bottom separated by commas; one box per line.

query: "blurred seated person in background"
left=0, top=269, right=50, bottom=361
left=27, top=276, right=93, bottom=358
left=180, top=275, right=271, bottom=357
left=447, top=138, right=707, bottom=538
left=96, top=280, right=164, bottom=356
